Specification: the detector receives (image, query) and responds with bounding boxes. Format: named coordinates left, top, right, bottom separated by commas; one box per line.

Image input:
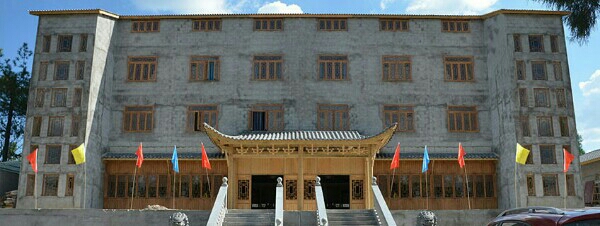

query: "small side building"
left=580, top=149, right=600, bottom=206
left=0, top=160, right=21, bottom=194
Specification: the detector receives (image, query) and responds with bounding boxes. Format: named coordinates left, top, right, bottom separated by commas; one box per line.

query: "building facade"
left=17, top=9, right=583, bottom=210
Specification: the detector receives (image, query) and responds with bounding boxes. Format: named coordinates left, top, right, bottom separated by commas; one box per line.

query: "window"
left=540, top=145, right=556, bottom=164
left=317, top=104, right=349, bottom=131
left=42, top=35, right=51, bottom=53
left=253, top=55, right=283, bottom=80
left=65, top=174, right=74, bottom=196
left=380, top=19, right=409, bottom=31
left=318, top=19, right=347, bottom=31
left=550, top=35, right=559, bottom=53
left=383, top=105, right=414, bottom=132
left=352, top=180, right=364, bottom=200
left=442, top=20, right=469, bottom=32
left=447, top=106, right=478, bottom=132
left=254, top=19, right=283, bottom=31
left=192, top=19, right=221, bottom=31
left=73, top=88, right=82, bottom=107
left=32, top=117, right=42, bottom=136
left=519, top=88, right=528, bottom=107
left=191, top=175, right=216, bottom=198
left=35, top=88, right=45, bottom=108
left=79, top=34, right=88, bottom=52
left=48, top=116, right=64, bottom=137
left=304, top=180, right=315, bottom=200
left=382, top=56, right=411, bottom=81
left=116, top=175, right=127, bottom=197
left=533, top=88, right=550, bottom=107
left=286, top=180, right=297, bottom=200
left=127, top=57, right=157, bottom=81
left=239, top=180, right=250, bottom=200
left=68, top=145, right=77, bottom=164
left=513, top=34, right=521, bottom=52
left=76, top=61, right=85, bottom=80
left=529, top=35, right=544, bottom=52
left=71, top=116, right=80, bottom=137
left=552, top=62, right=562, bottom=81
left=537, top=116, right=553, bottom=137
left=523, top=145, right=533, bottom=164
left=51, top=88, right=68, bottom=107
left=515, top=61, right=525, bottom=80
left=55, top=61, right=70, bottom=80
left=559, top=116, right=569, bottom=137
left=123, top=106, right=154, bottom=132
left=566, top=174, right=575, bottom=196
left=542, top=174, right=559, bottom=196
left=527, top=174, right=535, bottom=196
left=26, top=174, right=35, bottom=196
left=249, top=104, right=284, bottom=131
left=39, top=61, right=48, bottom=81
left=57, top=35, right=73, bottom=52
left=190, top=56, right=219, bottom=81
left=45, top=145, right=61, bottom=164
left=132, top=20, right=160, bottom=32
left=520, top=116, right=530, bottom=137
left=555, top=88, right=567, bottom=108
left=318, top=55, right=348, bottom=80
left=187, top=105, right=218, bottom=131
left=137, top=175, right=146, bottom=198
left=531, top=61, right=546, bottom=80
left=444, top=56, right=474, bottom=82
left=455, top=175, right=464, bottom=197
left=42, top=174, right=59, bottom=196
left=174, top=175, right=190, bottom=197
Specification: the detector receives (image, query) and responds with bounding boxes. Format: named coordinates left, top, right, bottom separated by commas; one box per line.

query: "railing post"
left=315, top=176, right=328, bottom=226
left=371, top=176, right=397, bottom=226
left=207, top=177, right=229, bottom=226
left=275, top=177, right=284, bottom=226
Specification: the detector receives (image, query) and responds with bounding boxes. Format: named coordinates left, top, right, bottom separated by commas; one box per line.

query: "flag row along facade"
left=18, top=8, right=583, bottom=211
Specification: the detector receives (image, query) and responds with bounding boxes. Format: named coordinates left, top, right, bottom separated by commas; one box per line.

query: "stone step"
left=223, top=209, right=275, bottom=226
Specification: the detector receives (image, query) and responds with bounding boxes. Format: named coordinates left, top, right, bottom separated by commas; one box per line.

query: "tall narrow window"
left=26, top=174, right=35, bottom=196
left=531, top=61, right=547, bottom=80
left=516, top=60, right=525, bottom=80
left=318, top=55, right=348, bottom=80
left=527, top=174, right=536, bottom=196
left=317, top=104, right=349, bottom=131
left=32, top=117, right=42, bottom=137
left=524, top=145, right=533, bottom=164
left=71, top=115, right=80, bottom=137
left=447, top=106, right=478, bottom=132
left=76, top=61, right=85, bottom=80
left=51, top=88, right=68, bottom=107
left=187, top=105, right=218, bottom=131
left=190, top=56, right=219, bottom=81
left=534, top=88, right=550, bottom=107
left=55, top=61, right=70, bottom=80
left=383, top=105, right=414, bottom=132
left=444, top=56, right=474, bottom=82
left=127, top=56, right=157, bottom=82
left=553, top=61, right=562, bottom=81
left=68, top=145, right=77, bottom=164
left=444, top=175, right=454, bottom=197
left=318, top=19, right=347, bottom=31
left=137, top=175, right=146, bottom=198
left=192, top=19, right=221, bottom=31
left=542, top=174, right=559, bottom=196
left=519, top=88, right=528, bottom=107
left=529, top=35, right=544, bottom=52
left=39, top=61, right=49, bottom=81
left=42, top=174, right=59, bottom=196
left=441, top=20, right=470, bottom=32
left=566, top=174, right=575, bottom=196
left=382, top=56, right=411, bottom=81
left=433, top=175, right=443, bottom=198
left=35, top=88, right=45, bottom=108
left=42, top=35, right=51, bottom=53
left=253, top=55, right=283, bottom=80
left=254, top=19, right=283, bottom=31
left=45, top=145, right=62, bottom=164
left=537, top=116, right=554, bottom=137
left=550, top=35, right=559, bottom=53
left=520, top=116, right=530, bottom=137
left=147, top=175, right=157, bottom=198
left=559, top=116, right=569, bottom=137
left=540, top=145, right=556, bottom=164
left=555, top=88, right=567, bottom=108
left=79, top=34, right=88, bottom=52
left=65, top=174, right=75, bottom=196
left=380, top=19, right=409, bottom=31
left=411, top=175, right=421, bottom=197
left=455, top=175, right=464, bottom=197
left=57, top=35, right=73, bottom=52
left=73, top=88, right=82, bottom=107
left=513, top=34, right=521, bottom=52
left=48, top=116, right=64, bottom=137
left=123, top=106, right=154, bottom=132
left=249, top=104, right=284, bottom=131
left=132, top=20, right=160, bottom=32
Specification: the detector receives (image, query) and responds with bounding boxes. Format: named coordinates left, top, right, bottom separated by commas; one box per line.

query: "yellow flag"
left=71, top=143, right=86, bottom=164
left=516, top=143, right=530, bottom=164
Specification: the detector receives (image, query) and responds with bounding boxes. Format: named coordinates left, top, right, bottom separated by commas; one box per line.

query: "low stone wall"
left=392, top=209, right=501, bottom=226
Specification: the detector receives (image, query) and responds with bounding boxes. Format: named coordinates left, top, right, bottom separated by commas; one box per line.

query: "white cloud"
left=405, top=0, right=499, bottom=15
left=257, top=1, right=303, bottom=14
left=380, top=0, right=397, bottom=10
left=580, top=128, right=600, bottom=152
left=579, top=69, right=600, bottom=96
left=130, top=0, right=249, bottom=14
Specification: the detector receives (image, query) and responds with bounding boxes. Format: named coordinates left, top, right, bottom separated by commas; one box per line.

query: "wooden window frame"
left=447, top=106, right=478, bottom=132
left=35, top=88, right=45, bottom=108
left=54, top=61, right=70, bottom=80
left=318, top=55, right=348, bottom=80
left=379, top=19, right=409, bottom=31
left=42, top=35, right=51, bottom=53
left=317, top=18, right=348, bottom=31
left=542, top=174, right=559, bottom=196
left=45, top=145, right=62, bottom=164
left=187, top=105, right=218, bottom=132
left=531, top=61, right=547, bottom=80
left=39, top=61, right=49, bottom=81
left=32, top=116, right=42, bottom=137
left=253, top=18, right=283, bottom=31
left=127, top=56, right=158, bottom=82
left=550, top=35, right=559, bottom=53
left=382, top=55, right=412, bottom=81
left=76, top=61, right=85, bottom=80
left=65, top=174, right=75, bottom=196
left=192, top=19, right=222, bottom=31
left=248, top=104, right=284, bottom=131
left=79, top=34, right=88, bottom=52
left=515, top=60, right=525, bottom=80
left=71, top=115, right=80, bottom=137
left=441, top=20, right=470, bottom=33
left=190, top=56, right=220, bottom=81
left=317, top=104, right=349, bottom=131
left=57, top=35, right=73, bottom=52
left=520, top=116, right=530, bottom=137
left=559, top=116, right=569, bottom=137
left=555, top=88, right=567, bottom=108
left=519, top=88, right=528, bottom=107
left=123, top=106, right=154, bottom=133
left=42, top=174, right=59, bottom=196
left=383, top=105, right=415, bottom=132
left=528, top=35, right=545, bottom=52
left=513, top=34, right=522, bottom=52
left=444, top=56, right=474, bottom=82
left=537, top=116, right=554, bottom=137
left=131, top=20, right=160, bottom=32
left=540, top=145, right=556, bottom=164
left=47, top=116, right=64, bottom=137
left=533, top=88, right=550, bottom=107
left=552, top=61, right=562, bottom=81
left=253, top=55, right=283, bottom=80
left=51, top=88, right=68, bottom=107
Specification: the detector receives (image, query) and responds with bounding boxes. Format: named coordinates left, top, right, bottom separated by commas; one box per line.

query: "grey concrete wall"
left=582, top=161, right=600, bottom=183
left=0, top=171, right=19, bottom=194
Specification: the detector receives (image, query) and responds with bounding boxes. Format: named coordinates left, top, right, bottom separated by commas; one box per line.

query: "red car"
left=487, top=206, right=600, bottom=226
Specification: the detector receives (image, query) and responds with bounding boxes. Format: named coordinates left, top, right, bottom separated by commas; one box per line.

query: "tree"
left=535, top=0, right=600, bottom=43
left=0, top=43, right=32, bottom=162
left=577, top=133, right=585, bottom=155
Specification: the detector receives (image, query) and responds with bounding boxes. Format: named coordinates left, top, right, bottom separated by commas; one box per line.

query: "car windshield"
left=564, top=219, right=600, bottom=226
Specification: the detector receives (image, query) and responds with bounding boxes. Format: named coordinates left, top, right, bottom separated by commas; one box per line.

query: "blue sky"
left=1, top=0, right=599, bottom=152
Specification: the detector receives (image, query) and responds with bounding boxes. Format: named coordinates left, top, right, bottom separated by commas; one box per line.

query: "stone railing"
left=206, top=177, right=228, bottom=226
left=275, top=177, right=284, bottom=226
left=315, top=176, right=329, bottom=226
left=372, top=176, right=397, bottom=226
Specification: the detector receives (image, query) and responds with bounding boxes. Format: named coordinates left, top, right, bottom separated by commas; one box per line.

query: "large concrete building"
left=18, top=9, right=583, bottom=212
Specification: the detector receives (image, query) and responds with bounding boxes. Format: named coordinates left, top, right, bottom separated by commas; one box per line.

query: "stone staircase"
left=223, top=209, right=275, bottom=226
left=327, top=209, right=381, bottom=226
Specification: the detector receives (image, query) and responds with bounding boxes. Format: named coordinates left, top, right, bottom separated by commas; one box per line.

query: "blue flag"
left=171, top=145, right=179, bottom=173
left=422, top=145, right=430, bottom=173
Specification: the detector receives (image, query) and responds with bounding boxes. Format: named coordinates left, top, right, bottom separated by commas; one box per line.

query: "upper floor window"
left=76, top=61, right=85, bottom=80
left=519, top=88, right=528, bottom=107
left=529, top=35, right=544, bottom=52
left=555, top=88, right=567, bottom=108
left=513, top=34, right=521, bottom=52
left=318, top=19, right=347, bottom=31
left=318, top=55, right=348, bottom=80
left=531, top=61, right=547, bottom=80
left=39, top=61, right=49, bottom=81
left=253, top=55, right=283, bottom=80
left=54, top=61, right=69, bottom=80
left=187, top=105, right=218, bottom=132
left=559, top=116, right=569, bottom=137
left=380, top=19, right=408, bottom=31
left=444, top=56, right=473, bottom=82
left=540, top=145, right=556, bottom=164
left=32, top=117, right=42, bottom=137
left=249, top=104, right=284, bottom=131
left=123, top=106, right=154, bottom=132
left=45, top=145, right=62, bottom=164
left=552, top=61, right=562, bottom=81
left=383, top=105, right=414, bottom=132
left=132, top=20, right=160, bottom=32
left=382, top=56, right=411, bottom=81
left=447, top=106, right=478, bottom=132
left=190, top=56, right=219, bottom=81
left=515, top=61, right=525, bottom=80
left=254, top=19, right=283, bottom=31
left=128, top=56, right=157, bottom=82
left=520, top=116, right=530, bottom=137
left=192, top=19, right=221, bottom=31
left=442, top=20, right=469, bottom=32
left=57, top=35, right=73, bottom=52
left=42, top=174, right=59, bottom=196
left=35, top=88, right=45, bottom=108
left=79, top=34, right=88, bottom=52
left=542, top=174, right=559, bottom=196
left=550, top=35, right=559, bottom=53
left=537, top=116, right=553, bottom=137
left=48, top=117, right=64, bottom=137
left=533, top=88, right=550, bottom=107
left=317, top=104, right=349, bottom=131
left=73, top=88, right=82, bottom=107
left=42, top=35, right=51, bottom=53
left=51, top=88, right=67, bottom=107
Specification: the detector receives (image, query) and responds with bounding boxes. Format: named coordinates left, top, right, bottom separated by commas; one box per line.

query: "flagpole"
left=464, top=165, right=471, bottom=210
left=425, top=170, right=429, bottom=210
left=205, top=168, right=210, bottom=197
left=130, top=167, right=138, bottom=209
left=390, top=168, right=396, bottom=198
left=563, top=172, right=567, bottom=209
left=172, top=169, right=176, bottom=209
left=514, top=161, right=517, bottom=208
left=34, top=171, right=37, bottom=209
left=83, top=162, right=87, bottom=208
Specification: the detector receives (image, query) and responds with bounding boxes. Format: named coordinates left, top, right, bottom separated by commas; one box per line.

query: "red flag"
left=26, top=148, right=38, bottom=173
left=135, top=143, right=144, bottom=168
left=390, top=143, right=400, bottom=170
left=458, top=143, right=466, bottom=168
left=201, top=143, right=211, bottom=170
left=563, top=148, right=574, bottom=173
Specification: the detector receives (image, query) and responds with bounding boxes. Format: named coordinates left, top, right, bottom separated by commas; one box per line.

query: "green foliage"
left=577, top=133, right=585, bottom=155
left=535, top=0, right=600, bottom=43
